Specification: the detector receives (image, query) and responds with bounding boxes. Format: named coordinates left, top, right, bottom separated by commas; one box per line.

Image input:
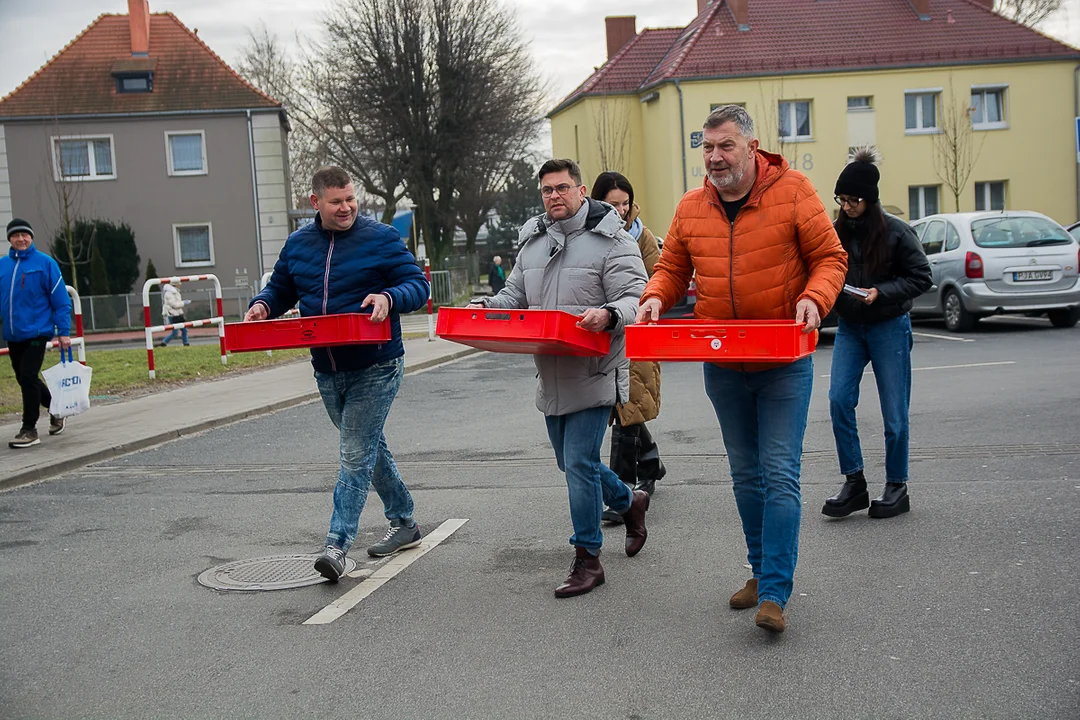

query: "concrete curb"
left=0, top=346, right=481, bottom=493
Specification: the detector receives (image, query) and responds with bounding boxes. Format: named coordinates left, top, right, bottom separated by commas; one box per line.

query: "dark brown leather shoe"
left=623, top=489, right=650, bottom=557
left=755, top=600, right=786, bottom=633
left=729, top=578, right=758, bottom=609
left=554, top=547, right=605, bottom=598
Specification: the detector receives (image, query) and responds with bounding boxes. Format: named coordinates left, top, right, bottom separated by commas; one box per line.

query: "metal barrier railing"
left=142, top=275, right=225, bottom=380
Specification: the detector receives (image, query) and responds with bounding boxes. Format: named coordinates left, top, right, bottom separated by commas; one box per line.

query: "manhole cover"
left=198, top=554, right=357, bottom=591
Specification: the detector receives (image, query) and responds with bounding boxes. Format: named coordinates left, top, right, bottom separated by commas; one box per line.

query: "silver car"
left=909, top=211, right=1080, bottom=331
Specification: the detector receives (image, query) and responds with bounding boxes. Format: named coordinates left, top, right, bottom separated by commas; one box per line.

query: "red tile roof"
left=552, top=0, right=1079, bottom=114
left=0, top=12, right=281, bottom=118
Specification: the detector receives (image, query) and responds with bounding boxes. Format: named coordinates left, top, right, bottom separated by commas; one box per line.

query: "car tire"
left=1047, top=307, right=1080, bottom=328
left=943, top=289, right=976, bottom=332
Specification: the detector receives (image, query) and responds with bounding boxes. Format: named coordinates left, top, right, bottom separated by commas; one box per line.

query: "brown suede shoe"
left=729, top=578, right=758, bottom=609
left=623, top=489, right=650, bottom=557
left=554, top=547, right=605, bottom=598
left=755, top=601, right=786, bottom=633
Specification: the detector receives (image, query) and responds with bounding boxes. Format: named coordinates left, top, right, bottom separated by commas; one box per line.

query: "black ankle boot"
left=821, top=473, right=869, bottom=518
left=603, top=422, right=639, bottom=524
left=868, top=482, right=910, bottom=519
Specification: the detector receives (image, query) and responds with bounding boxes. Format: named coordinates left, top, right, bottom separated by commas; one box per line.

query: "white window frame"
left=778, top=100, right=813, bottom=141
left=50, top=134, right=117, bottom=182
left=970, top=85, right=1008, bottom=131
left=173, top=222, right=215, bottom=268
left=975, top=181, right=1007, bottom=211
left=165, top=130, right=208, bottom=176
left=904, top=88, right=942, bottom=134
left=847, top=96, right=873, bottom=112
left=909, top=185, right=940, bottom=221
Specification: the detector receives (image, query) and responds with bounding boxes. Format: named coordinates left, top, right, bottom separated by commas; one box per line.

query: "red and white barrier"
left=0, top=285, right=86, bottom=364
left=142, top=275, right=225, bottom=380
left=424, top=258, right=435, bottom=342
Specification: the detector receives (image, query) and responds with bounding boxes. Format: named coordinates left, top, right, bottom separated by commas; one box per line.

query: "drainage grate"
left=198, top=554, right=357, bottom=592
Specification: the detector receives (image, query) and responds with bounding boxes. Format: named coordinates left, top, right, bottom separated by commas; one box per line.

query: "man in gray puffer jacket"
left=470, top=159, right=650, bottom=598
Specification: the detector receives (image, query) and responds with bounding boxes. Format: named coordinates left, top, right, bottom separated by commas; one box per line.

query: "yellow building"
left=549, top=0, right=1080, bottom=237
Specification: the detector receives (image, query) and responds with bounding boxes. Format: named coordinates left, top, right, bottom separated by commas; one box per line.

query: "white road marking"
left=821, top=360, right=1016, bottom=378
left=304, top=518, right=469, bottom=625
left=912, top=331, right=975, bottom=342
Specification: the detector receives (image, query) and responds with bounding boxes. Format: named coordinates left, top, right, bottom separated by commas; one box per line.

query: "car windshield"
left=1069, top=225, right=1080, bottom=243
left=970, top=217, right=1073, bottom=248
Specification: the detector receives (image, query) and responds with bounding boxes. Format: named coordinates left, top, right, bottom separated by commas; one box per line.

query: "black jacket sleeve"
left=875, top=218, right=933, bottom=303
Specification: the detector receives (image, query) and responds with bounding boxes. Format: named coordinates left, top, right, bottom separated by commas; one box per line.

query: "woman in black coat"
left=823, top=147, right=933, bottom=520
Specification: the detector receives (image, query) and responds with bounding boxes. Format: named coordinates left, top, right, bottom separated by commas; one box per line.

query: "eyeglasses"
left=834, top=195, right=863, bottom=207
left=541, top=183, right=580, bottom=198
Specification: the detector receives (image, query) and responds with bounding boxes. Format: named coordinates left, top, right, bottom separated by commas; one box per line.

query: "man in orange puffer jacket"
left=637, top=105, right=847, bottom=634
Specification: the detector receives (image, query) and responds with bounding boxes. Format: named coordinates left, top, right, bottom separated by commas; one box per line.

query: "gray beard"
left=708, top=166, right=745, bottom=191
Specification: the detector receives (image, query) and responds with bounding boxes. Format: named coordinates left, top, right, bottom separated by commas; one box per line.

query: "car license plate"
left=1013, top=270, right=1053, bottom=281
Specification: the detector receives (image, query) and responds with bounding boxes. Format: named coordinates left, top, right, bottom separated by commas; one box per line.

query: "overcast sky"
left=2, top=0, right=1078, bottom=108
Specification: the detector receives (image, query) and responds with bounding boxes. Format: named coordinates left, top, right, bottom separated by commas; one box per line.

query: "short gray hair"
left=703, top=104, right=755, bottom=139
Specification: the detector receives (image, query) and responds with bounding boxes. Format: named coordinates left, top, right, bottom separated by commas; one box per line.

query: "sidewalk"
left=0, top=336, right=478, bottom=492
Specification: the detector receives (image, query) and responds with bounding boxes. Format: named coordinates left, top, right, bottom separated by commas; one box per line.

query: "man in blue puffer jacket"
left=1, top=218, right=72, bottom=449
left=246, top=167, right=430, bottom=580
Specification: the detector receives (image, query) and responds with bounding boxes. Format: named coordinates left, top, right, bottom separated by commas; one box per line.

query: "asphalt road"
left=1, top=316, right=1078, bottom=719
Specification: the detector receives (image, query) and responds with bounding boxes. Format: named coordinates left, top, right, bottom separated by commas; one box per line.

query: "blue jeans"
left=703, top=357, right=814, bottom=609
left=829, top=314, right=913, bottom=483
left=315, top=356, right=414, bottom=553
left=161, top=316, right=188, bottom=345
left=545, top=406, right=634, bottom=553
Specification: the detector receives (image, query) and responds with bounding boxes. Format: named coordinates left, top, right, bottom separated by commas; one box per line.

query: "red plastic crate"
left=436, top=307, right=610, bottom=357
left=625, top=320, right=817, bottom=362
left=225, top=313, right=391, bottom=352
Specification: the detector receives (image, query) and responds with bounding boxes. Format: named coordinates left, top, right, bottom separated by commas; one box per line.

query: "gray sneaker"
left=314, top=546, right=347, bottom=582
left=49, top=414, right=65, bottom=436
left=366, top=519, right=422, bottom=557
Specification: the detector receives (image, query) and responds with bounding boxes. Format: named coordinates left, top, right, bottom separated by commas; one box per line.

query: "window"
left=51, top=135, right=116, bottom=181
left=921, top=220, right=945, bottom=255
left=778, top=100, right=812, bottom=140
left=971, top=87, right=1007, bottom=129
left=944, top=222, right=961, bottom=252
left=166, top=131, right=207, bottom=176
left=847, top=96, right=873, bottom=111
left=970, top=216, right=1071, bottom=249
left=117, top=74, right=152, bottom=93
left=174, top=223, right=215, bottom=267
left=905, top=91, right=939, bottom=132
left=975, top=181, right=1006, bottom=211
left=909, top=185, right=940, bottom=221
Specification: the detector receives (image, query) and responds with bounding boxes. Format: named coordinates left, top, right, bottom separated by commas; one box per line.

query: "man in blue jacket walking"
left=246, top=167, right=430, bottom=580
left=1, top=218, right=72, bottom=448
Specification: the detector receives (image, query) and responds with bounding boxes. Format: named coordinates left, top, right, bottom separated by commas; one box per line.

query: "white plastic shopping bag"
left=42, top=347, right=92, bottom=418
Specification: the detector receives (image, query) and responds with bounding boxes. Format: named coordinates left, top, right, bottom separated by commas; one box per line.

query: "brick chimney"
left=728, top=0, right=750, bottom=31
left=605, top=16, right=637, bottom=60
left=128, top=0, right=150, bottom=56
left=910, top=0, right=931, bottom=20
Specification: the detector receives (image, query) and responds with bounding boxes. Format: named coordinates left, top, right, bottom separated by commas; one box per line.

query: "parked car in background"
left=908, top=211, right=1080, bottom=331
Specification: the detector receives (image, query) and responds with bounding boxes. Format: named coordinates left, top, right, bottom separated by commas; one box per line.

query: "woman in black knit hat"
left=822, top=147, right=932, bottom=520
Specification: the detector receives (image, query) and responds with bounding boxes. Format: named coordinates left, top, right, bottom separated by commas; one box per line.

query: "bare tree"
left=592, top=94, right=630, bottom=172
left=308, top=0, right=543, bottom=269
left=932, top=82, right=987, bottom=212
left=36, top=119, right=94, bottom=290
left=994, top=0, right=1061, bottom=27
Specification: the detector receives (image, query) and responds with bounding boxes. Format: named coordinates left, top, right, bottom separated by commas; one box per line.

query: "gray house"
left=0, top=0, right=291, bottom=291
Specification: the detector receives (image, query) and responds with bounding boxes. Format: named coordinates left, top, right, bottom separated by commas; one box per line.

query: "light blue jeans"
left=315, top=357, right=414, bottom=553
left=545, top=406, right=634, bottom=553
left=703, top=357, right=814, bottom=609
left=829, top=314, right=914, bottom=483
left=161, top=316, right=188, bottom=345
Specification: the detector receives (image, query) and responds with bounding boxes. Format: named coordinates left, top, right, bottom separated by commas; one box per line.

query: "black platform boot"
left=821, top=470, right=870, bottom=518
left=634, top=423, right=665, bottom=497
left=868, top=482, right=910, bottom=519
left=602, top=421, right=639, bottom=524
